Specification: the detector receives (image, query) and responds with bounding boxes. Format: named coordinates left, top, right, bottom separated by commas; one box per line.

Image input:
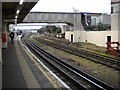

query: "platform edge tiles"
left=15, top=39, right=42, bottom=88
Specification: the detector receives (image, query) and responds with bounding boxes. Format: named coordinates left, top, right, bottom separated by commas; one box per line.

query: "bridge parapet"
left=23, top=12, right=84, bottom=31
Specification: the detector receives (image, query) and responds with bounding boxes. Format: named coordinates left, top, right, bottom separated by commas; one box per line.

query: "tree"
left=55, top=27, right=61, bottom=33
left=38, top=26, right=62, bottom=34
left=46, top=26, right=56, bottom=33
left=37, top=27, right=46, bottom=34
left=95, top=22, right=111, bottom=31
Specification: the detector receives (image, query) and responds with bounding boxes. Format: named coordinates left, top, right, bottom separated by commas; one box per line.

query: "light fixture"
left=19, top=0, right=24, bottom=5
left=15, top=18, right=17, bottom=24
left=15, top=15, right=18, bottom=19
left=16, top=10, right=20, bottom=14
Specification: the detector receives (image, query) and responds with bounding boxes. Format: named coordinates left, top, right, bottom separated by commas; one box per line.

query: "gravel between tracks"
left=30, top=35, right=119, bottom=89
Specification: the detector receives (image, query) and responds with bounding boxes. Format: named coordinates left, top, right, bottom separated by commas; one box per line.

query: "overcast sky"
left=15, top=0, right=111, bottom=30
left=31, top=0, right=111, bottom=14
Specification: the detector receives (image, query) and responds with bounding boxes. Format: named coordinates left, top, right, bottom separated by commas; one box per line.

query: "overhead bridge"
left=23, top=12, right=84, bottom=31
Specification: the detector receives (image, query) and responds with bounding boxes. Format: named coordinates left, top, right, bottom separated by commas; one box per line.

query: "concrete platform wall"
left=65, top=31, right=118, bottom=47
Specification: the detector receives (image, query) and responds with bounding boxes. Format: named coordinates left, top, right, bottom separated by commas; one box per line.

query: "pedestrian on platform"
left=9, top=32, right=15, bottom=44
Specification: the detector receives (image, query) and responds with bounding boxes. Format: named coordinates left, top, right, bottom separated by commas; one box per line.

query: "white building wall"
left=65, top=30, right=118, bottom=47
left=86, top=31, right=118, bottom=47
left=86, top=31, right=105, bottom=46
left=73, top=31, right=86, bottom=42
left=65, top=31, right=73, bottom=41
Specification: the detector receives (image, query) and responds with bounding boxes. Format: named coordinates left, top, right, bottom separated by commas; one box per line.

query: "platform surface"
left=0, top=63, right=2, bottom=90
left=2, top=39, right=57, bottom=89
left=2, top=42, right=27, bottom=88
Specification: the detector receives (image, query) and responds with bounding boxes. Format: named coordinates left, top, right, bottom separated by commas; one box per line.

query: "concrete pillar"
left=0, top=1, right=2, bottom=63
left=0, top=1, right=2, bottom=90
left=73, top=13, right=84, bottom=31
left=2, top=23, right=8, bottom=48
left=64, top=25, right=70, bottom=31
left=69, top=25, right=74, bottom=31
left=60, top=26, right=64, bottom=33
left=111, top=3, right=120, bottom=42
left=118, top=13, right=120, bottom=42
left=60, top=25, right=70, bottom=33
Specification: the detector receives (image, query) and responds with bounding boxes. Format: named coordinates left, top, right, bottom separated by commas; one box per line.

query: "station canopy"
left=2, top=0, right=39, bottom=24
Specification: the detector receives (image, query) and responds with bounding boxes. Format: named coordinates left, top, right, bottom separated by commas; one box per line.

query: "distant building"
left=91, top=16, right=97, bottom=25
left=111, top=0, right=120, bottom=14
left=91, top=14, right=111, bottom=25
left=96, top=14, right=111, bottom=25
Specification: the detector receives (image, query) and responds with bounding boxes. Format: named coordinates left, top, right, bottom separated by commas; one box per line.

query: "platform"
left=0, top=63, right=2, bottom=90
left=2, top=38, right=57, bottom=89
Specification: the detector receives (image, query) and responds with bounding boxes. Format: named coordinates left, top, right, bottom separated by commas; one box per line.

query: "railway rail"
left=33, top=36, right=120, bottom=71
left=37, top=35, right=119, bottom=60
left=21, top=36, right=115, bottom=90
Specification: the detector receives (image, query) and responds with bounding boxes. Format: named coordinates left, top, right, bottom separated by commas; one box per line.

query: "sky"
left=15, top=0, right=111, bottom=30
left=31, top=0, right=111, bottom=14
left=14, top=23, right=67, bottom=30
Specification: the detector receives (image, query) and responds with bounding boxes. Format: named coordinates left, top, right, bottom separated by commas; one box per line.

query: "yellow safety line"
left=21, top=43, right=61, bottom=90
left=15, top=41, right=41, bottom=88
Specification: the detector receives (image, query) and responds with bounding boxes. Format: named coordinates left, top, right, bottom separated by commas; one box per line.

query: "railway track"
left=33, top=36, right=120, bottom=71
left=37, top=35, right=119, bottom=60
left=21, top=36, right=115, bottom=90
